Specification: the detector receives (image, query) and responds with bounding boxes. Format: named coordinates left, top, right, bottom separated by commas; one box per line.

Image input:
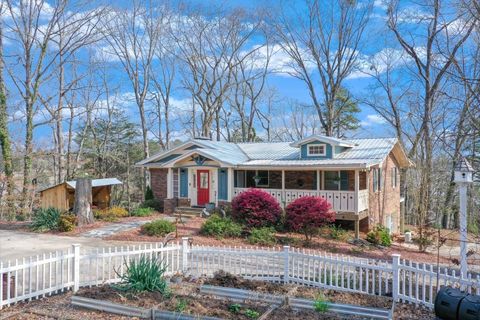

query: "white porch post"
left=354, top=169, right=360, bottom=239
left=167, top=168, right=173, bottom=198
left=316, top=170, right=321, bottom=194
left=281, top=170, right=285, bottom=207
left=227, top=168, right=234, bottom=202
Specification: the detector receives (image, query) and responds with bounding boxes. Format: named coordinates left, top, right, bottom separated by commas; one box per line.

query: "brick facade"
left=150, top=168, right=168, bottom=200
left=285, top=170, right=317, bottom=190
left=367, top=153, right=401, bottom=233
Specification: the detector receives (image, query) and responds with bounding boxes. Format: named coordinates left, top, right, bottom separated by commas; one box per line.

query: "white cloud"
left=360, top=114, right=387, bottom=127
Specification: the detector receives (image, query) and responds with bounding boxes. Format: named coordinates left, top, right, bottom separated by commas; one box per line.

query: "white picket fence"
left=1, top=240, right=479, bottom=310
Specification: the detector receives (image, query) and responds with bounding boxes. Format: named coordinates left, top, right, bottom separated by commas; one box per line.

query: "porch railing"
left=233, top=188, right=369, bottom=213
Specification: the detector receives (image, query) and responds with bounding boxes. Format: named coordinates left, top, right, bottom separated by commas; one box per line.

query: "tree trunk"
left=73, top=178, right=94, bottom=226
left=0, top=10, right=14, bottom=214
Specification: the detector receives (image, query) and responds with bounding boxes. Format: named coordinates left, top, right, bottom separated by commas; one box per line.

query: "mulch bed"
left=105, top=215, right=451, bottom=266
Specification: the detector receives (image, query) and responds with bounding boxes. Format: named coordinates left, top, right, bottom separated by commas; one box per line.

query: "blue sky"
left=2, top=0, right=458, bottom=147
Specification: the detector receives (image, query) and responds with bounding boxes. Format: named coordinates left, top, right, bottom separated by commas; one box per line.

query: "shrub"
left=366, top=225, right=392, bottom=247
left=285, top=196, right=335, bottom=242
left=145, top=185, right=154, bottom=201
left=248, top=227, right=276, bottom=246
left=31, top=207, right=61, bottom=232
left=314, top=294, right=330, bottom=313
left=141, top=199, right=163, bottom=212
left=328, top=225, right=348, bottom=241
left=94, top=206, right=128, bottom=221
left=114, top=255, right=168, bottom=294
left=231, top=188, right=281, bottom=228
left=244, top=309, right=260, bottom=319
left=141, top=219, right=175, bottom=237
left=58, top=214, right=77, bottom=232
left=200, top=215, right=242, bottom=238
left=132, top=207, right=154, bottom=217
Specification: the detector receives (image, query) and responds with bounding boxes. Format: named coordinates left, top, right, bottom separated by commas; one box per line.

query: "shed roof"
left=40, top=178, right=122, bottom=193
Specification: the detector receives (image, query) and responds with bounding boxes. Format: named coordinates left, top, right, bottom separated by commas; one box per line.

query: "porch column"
left=316, top=170, right=320, bottom=193
left=281, top=170, right=285, bottom=207
left=354, top=169, right=360, bottom=239
left=167, top=168, right=173, bottom=198
left=227, top=168, right=234, bottom=202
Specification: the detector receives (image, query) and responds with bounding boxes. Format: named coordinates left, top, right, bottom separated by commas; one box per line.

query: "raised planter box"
left=200, top=285, right=393, bottom=320
left=71, top=296, right=222, bottom=320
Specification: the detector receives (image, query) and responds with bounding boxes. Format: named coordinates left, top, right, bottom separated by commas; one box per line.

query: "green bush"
left=31, top=207, right=61, bottom=232
left=248, top=227, right=276, bottom=246
left=94, top=206, right=129, bottom=221
left=114, top=255, right=168, bottom=294
left=141, top=219, right=175, bottom=236
left=145, top=186, right=154, bottom=201
left=141, top=199, right=163, bottom=212
left=58, top=214, right=77, bottom=232
left=366, top=225, right=392, bottom=247
left=200, top=215, right=242, bottom=239
left=132, top=207, right=154, bottom=217
left=329, top=225, right=348, bottom=241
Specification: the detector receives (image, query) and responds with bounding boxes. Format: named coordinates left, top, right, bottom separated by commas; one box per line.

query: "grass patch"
left=131, top=207, right=154, bottom=217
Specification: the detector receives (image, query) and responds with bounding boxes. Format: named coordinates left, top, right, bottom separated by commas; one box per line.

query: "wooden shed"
left=39, top=178, right=122, bottom=211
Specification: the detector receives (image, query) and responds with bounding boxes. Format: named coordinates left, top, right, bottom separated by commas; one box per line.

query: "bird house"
left=454, top=157, right=474, bottom=184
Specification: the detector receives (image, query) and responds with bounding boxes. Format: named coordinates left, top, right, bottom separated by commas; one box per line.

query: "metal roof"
left=66, top=178, right=122, bottom=189
left=138, top=136, right=404, bottom=169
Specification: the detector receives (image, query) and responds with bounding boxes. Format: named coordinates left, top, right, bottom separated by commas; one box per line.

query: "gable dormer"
left=290, top=135, right=355, bottom=159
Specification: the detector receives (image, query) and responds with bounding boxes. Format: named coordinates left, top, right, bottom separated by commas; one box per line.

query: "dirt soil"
left=204, top=271, right=435, bottom=320
left=105, top=215, right=451, bottom=266
left=77, top=283, right=268, bottom=320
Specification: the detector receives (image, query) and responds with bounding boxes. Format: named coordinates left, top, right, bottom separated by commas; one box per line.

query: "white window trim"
left=307, top=143, right=327, bottom=156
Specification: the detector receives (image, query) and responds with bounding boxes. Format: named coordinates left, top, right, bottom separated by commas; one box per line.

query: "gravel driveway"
left=0, top=229, right=145, bottom=262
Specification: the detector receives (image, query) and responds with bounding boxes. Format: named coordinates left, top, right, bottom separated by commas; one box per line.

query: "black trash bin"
left=434, top=287, right=468, bottom=320
left=459, top=294, right=480, bottom=320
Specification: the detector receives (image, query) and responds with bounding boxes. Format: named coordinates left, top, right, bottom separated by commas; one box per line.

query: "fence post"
left=72, top=244, right=81, bottom=293
left=283, top=246, right=290, bottom=284
left=182, top=237, right=190, bottom=272
left=392, top=254, right=401, bottom=302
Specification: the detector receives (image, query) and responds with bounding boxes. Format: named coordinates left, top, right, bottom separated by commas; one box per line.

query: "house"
left=39, top=178, right=122, bottom=211
left=136, top=135, right=412, bottom=237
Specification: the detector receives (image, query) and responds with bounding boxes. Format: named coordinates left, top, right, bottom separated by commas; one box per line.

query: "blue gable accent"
left=179, top=168, right=188, bottom=198
left=154, top=153, right=181, bottom=164
left=218, top=168, right=228, bottom=200
left=300, top=142, right=333, bottom=159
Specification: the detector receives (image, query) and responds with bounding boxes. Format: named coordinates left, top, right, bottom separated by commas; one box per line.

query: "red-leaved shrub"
left=286, top=196, right=335, bottom=241
left=231, top=188, right=282, bottom=228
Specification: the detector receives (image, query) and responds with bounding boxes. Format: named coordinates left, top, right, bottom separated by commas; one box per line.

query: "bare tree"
left=4, top=0, right=67, bottom=214
left=274, top=0, right=372, bottom=137
left=388, top=0, right=475, bottom=248
left=174, top=6, right=262, bottom=139
left=102, top=0, right=162, bottom=159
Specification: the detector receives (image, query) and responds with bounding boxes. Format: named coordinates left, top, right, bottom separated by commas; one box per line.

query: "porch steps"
left=174, top=207, right=204, bottom=218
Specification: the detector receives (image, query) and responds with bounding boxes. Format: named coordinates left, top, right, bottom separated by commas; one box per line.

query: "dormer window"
left=307, top=144, right=326, bottom=156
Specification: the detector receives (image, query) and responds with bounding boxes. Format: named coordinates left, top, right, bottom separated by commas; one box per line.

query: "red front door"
left=197, top=170, right=210, bottom=206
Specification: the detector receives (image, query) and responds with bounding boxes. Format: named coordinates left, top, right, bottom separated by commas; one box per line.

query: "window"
left=373, top=168, right=382, bottom=192
left=391, top=167, right=398, bottom=188
left=256, top=170, right=269, bottom=187
left=234, top=170, right=269, bottom=188
left=324, top=171, right=340, bottom=190
left=307, top=144, right=326, bottom=156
